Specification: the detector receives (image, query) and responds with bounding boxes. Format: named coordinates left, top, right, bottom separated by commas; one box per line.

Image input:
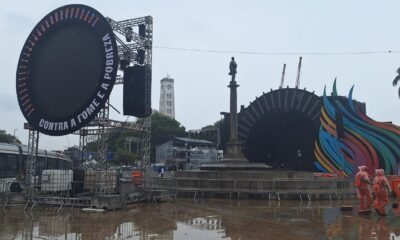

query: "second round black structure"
left=219, top=87, right=366, bottom=171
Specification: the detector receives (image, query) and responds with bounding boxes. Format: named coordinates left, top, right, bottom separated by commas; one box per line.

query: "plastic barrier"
left=132, top=171, right=142, bottom=185
left=389, top=176, right=400, bottom=197
left=314, top=172, right=337, bottom=178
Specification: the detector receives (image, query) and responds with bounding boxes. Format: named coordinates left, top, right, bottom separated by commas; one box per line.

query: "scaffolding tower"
left=109, top=15, right=153, bottom=174
left=25, top=124, right=39, bottom=198
left=78, top=15, right=153, bottom=193
left=24, top=15, right=153, bottom=197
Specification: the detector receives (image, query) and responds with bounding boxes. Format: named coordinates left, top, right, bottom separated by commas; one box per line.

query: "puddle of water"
left=1, top=199, right=400, bottom=240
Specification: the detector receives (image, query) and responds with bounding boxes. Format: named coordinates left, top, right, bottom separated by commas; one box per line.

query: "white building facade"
left=159, top=77, right=175, bottom=119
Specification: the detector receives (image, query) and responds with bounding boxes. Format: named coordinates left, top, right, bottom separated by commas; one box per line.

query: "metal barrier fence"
left=0, top=169, right=160, bottom=212
left=149, top=176, right=356, bottom=201
left=0, top=169, right=147, bottom=197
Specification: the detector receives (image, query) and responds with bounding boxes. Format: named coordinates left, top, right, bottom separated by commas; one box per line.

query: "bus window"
left=21, top=154, right=26, bottom=173
left=6, top=154, right=18, bottom=178
left=36, top=157, right=46, bottom=175
left=59, top=159, right=66, bottom=170
left=47, top=158, right=58, bottom=169
left=0, top=153, right=7, bottom=178
left=66, top=161, right=72, bottom=170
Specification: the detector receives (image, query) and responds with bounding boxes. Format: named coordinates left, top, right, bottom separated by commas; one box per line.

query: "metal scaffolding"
left=22, top=15, right=153, bottom=199
left=141, top=116, right=151, bottom=169
left=79, top=128, right=88, bottom=166
left=25, top=125, right=39, bottom=198
left=108, top=15, right=153, bottom=171
left=94, top=101, right=110, bottom=194
left=78, top=15, right=153, bottom=192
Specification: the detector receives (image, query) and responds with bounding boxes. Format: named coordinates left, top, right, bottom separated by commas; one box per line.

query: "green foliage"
left=150, top=112, right=186, bottom=159
left=213, top=119, right=223, bottom=128
left=85, top=141, right=96, bottom=152
left=85, top=112, right=186, bottom=162
left=112, top=149, right=137, bottom=166
left=201, top=125, right=214, bottom=130
left=214, top=118, right=228, bottom=151
left=65, top=145, right=79, bottom=151
left=189, top=120, right=224, bottom=148
left=0, top=130, right=21, bottom=144
left=151, top=112, right=186, bottom=145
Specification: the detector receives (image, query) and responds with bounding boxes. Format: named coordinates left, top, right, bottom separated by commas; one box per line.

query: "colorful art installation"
left=314, top=81, right=400, bottom=177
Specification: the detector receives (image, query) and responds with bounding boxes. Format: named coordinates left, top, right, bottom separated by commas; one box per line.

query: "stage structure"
left=16, top=4, right=153, bottom=196
left=77, top=15, right=153, bottom=193
left=109, top=14, right=153, bottom=176
left=225, top=81, right=400, bottom=176
left=217, top=59, right=399, bottom=176
left=314, top=82, right=400, bottom=177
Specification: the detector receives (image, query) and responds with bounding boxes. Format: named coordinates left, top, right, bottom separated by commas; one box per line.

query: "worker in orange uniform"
left=355, top=166, right=372, bottom=212
left=394, top=183, right=400, bottom=209
left=389, top=175, right=400, bottom=210
left=373, top=169, right=392, bottom=216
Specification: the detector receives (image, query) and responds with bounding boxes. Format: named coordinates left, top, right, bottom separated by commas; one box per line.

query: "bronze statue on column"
left=229, top=57, right=237, bottom=81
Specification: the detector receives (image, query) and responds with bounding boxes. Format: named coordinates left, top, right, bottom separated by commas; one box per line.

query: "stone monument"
left=223, top=57, right=248, bottom=163
left=201, top=57, right=269, bottom=170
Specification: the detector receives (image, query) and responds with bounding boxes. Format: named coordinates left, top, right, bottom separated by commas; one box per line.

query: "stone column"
left=224, top=79, right=246, bottom=161
left=199, top=59, right=269, bottom=170
left=229, top=80, right=238, bottom=142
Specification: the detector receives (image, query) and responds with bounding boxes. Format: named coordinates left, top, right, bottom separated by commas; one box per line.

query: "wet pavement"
left=1, top=199, right=400, bottom=240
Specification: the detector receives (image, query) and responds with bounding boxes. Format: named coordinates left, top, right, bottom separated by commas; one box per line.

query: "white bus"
left=0, top=143, right=73, bottom=192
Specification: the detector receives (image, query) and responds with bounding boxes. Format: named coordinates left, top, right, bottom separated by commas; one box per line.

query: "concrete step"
left=176, top=188, right=357, bottom=200
left=151, top=178, right=354, bottom=190
left=149, top=170, right=356, bottom=200
left=175, top=170, right=315, bottom=179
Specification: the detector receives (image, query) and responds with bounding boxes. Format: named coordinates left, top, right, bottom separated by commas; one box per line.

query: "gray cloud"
left=1, top=0, right=399, bottom=150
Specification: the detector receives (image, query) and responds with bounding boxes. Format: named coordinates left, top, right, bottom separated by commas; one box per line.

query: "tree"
left=112, top=149, right=138, bottom=166
left=0, top=130, right=21, bottom=144
left=187, top=124, right=219, bottom=146
left=213, top=119, right=228, bottom=151
left=194, top=120, right=226, bottom=150
left=150, top=112, right=186, bottom=160
left=84, top=112, right=186, bottom=163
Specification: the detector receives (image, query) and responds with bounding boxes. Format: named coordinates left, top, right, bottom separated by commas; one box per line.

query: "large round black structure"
left=16, top=4, right=118, bottom=136
left=245, top=111, right=318, bottom=170
left=237, top=88, right=321, bottom=170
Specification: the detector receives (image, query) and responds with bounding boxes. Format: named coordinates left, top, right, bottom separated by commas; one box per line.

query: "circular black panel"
left=30, top=22, right=103, bottom=118
left=16, top=4, right=118, bottom=136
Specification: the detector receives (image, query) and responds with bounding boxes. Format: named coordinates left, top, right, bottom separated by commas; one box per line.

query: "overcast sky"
left=1, top=0, right=399, bottom=151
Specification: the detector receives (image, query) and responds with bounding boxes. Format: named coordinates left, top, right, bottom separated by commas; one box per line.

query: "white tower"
left=159, top=76, right=175, bottom=119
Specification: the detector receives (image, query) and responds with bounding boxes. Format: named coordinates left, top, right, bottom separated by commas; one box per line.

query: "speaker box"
left=123, top=65, right=152, bottom=117
left=137, top=49, right=145, bottom=65
left=139, top=24, right=146, bottom=37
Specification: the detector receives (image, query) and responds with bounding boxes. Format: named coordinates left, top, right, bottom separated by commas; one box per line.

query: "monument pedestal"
left=200, top=162, right=271, bottom=171
left=201, top=140, right=270, bottom=171
left=225, top=140, right=245, bottom=158
left=220, top=140, right=249, bottom=164
left=201, top=64, right=270, bottom=171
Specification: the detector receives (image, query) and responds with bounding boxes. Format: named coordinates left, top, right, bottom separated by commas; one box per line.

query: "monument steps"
left=150, top=170, right=357, bottom=200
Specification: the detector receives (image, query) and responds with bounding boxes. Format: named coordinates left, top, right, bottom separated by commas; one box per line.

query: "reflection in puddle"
left=1, top=199, right=400, bottom=239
